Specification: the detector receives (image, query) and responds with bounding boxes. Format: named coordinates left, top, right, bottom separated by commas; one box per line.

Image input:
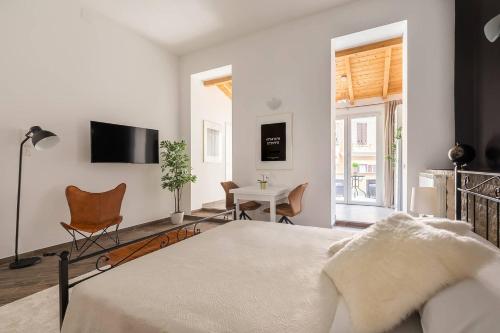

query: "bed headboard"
left=455, top=168, right=500, bottom=247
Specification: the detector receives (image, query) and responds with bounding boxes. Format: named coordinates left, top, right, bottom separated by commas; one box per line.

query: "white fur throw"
left=418, top=217, right=472, bottom=235
left=324, top=213, right=495, bottom=333
left=328, top=213, right=472, bottom=256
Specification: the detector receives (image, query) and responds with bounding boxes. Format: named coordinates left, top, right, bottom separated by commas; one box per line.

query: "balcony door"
left=335, top=112, right=383, bottom=206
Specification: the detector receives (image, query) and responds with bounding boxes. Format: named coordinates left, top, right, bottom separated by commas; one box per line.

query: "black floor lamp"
left=9, top=126, right=60, bottom=269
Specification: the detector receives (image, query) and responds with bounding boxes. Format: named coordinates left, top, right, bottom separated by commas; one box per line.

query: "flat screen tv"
left=91, top=121, right=159, bottom=164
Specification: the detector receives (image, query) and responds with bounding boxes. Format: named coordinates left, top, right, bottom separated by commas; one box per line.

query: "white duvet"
left=62, top=221, right=353, bottom=333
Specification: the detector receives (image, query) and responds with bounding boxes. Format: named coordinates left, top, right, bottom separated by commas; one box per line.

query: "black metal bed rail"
left=455, top=167, right=500, bottom=248
left=58, top=210, right=233, bottom=329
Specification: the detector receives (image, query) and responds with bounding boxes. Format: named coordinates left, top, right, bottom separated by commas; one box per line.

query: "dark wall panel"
left=455, top=0, right=500, bottom=169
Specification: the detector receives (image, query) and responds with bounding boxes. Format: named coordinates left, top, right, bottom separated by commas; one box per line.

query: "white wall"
left=179, top=0, right=455, bottom=227
left=0, top=0, right=179, bottom=259
left=190, top=67, right=232, bottom=210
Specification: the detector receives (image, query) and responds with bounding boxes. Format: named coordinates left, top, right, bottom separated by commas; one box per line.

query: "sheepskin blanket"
left=323, top=213, right=495, bottom=333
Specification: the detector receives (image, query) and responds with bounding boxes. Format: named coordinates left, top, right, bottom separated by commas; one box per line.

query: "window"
left=356, top=122, right=368, bottom=145
left=203, top=120, right=223, bottom=163
left=206, top=128, right=220, bottom=158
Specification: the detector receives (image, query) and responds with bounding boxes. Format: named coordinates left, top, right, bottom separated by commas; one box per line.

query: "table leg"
left=234, top=195, right=241, bottom=220
left=270, top=198, right=276, bottom=222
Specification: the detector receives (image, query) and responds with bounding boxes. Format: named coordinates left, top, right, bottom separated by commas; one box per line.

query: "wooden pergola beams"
left=203, top=75, right=232, bottom=99
left=335, top=37, right=403, bottom=103
left=335, top=37, right=402, bottom=58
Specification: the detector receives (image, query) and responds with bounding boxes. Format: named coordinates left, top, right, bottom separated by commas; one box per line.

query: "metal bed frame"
left=455, top=167, right=500, bottom=248
left=58, top=210, right=232, bottom=328
left=58, top=171, right=500, bottom=329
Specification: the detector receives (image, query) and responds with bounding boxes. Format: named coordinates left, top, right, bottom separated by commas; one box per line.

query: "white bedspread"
left=62, top=221, right=353, bottom=333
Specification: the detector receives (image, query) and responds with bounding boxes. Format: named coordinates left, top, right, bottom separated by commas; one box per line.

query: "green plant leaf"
left=159, top=140, right=197, bottom=212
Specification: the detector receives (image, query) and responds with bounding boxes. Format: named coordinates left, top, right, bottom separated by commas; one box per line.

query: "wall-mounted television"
left=90, top=121, right=159, bottom=164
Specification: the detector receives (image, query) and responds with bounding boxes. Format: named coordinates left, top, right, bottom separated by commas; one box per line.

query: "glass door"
left=335, top=113, right=381, bottom=206
left=350, top=115, right=378, bottom=204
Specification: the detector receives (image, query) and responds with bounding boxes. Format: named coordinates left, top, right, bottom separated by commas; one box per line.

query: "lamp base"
left=9, top=256, right=41, bottom=269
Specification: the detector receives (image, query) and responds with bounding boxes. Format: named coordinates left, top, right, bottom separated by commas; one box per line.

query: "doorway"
left=331, top=21, right=407, bottom=225
left=335, top=110, right=383, bottom=206
left=190, top=65, right=233, bottom=213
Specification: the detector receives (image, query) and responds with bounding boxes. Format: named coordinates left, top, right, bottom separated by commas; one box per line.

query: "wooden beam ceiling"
left=335, top=37, right=403, bottom=103
left=382, top=47, right=392, bottom=99
left=345, top=57, right=354, bottom=104
left=335, top=37, right=402, bottom=58
left=203, top=75, right=232, bottom=99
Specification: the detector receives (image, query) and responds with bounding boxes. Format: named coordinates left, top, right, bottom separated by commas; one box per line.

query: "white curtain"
left=384, top=100, right=402, bottom=208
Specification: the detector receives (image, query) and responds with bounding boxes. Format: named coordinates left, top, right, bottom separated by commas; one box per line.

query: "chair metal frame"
left=278, top=216, right=294, bottom=224
left=63, top=224, right=120, bottom=259
left=239, top=210, right=252, bottom=220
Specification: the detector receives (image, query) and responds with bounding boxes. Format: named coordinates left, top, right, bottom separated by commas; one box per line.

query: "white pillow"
left=323, top=215, right=495, bottom=333
left=330, top=297, right=422, bottom=333
left=419, top=233, right=500, bottom=333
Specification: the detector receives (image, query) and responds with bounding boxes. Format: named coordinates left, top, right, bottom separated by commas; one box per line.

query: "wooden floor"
left=0, top=215, right=225, bottom=307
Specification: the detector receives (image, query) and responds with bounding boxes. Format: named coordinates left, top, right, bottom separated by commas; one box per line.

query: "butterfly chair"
left=60, top=183, right=126, bottom=258
left=264, top=183, right=308, bottom=224
left=221, top=181, right=261, bottom=220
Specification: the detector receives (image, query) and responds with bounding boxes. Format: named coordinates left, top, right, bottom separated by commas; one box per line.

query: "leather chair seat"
left=60, top=216, right=123, bottom=234
left=240, top=201, right=261, bottom=211
left=263, top=203, right=295, bottom=217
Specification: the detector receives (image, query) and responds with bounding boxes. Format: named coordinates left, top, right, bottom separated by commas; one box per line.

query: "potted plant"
left=352, top=162, right=360, bottom=174
left=257, top=174, right=269, bottom=190
left=386, top=126, right=403, bottom=167
left=160, top=140, right=197, bottom=225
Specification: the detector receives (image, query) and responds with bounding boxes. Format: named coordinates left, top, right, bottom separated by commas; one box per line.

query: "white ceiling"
left=333, top=21, right=405, bottom=51
left=80, top=0, right=356, bottom=55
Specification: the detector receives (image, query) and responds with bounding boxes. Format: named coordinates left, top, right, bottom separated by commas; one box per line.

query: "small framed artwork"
left=256, top=113, right=293, bottom=170
left=261, top=122, right=286, bottom=161
left=203, top=120, right=223, bottom=163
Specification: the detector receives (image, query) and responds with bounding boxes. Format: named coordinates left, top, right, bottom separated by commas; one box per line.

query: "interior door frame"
left=336, top=106, right=384, bottom=206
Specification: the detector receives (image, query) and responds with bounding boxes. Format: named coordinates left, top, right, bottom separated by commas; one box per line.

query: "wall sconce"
left=484, top=14, right=500, bottom=43
left=266, top=97, right=282, bottom=111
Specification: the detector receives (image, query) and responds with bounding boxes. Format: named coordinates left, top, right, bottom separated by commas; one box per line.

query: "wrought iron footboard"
left=58, top=210, right=233, bottom=328
left=455, top=167, right=500, bottom=247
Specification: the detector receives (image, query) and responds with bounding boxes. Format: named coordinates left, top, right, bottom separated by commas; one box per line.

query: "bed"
left=61, top=220, right=353, bottom=333
left=59, top=169, right=500, bottom=333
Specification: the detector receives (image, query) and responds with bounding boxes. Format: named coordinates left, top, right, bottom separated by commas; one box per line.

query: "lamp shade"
left=485, top=14, right=500, bottom=43
left=410, top=187, right=437, bottom=216
left=30, top=126, right=59, bottom=150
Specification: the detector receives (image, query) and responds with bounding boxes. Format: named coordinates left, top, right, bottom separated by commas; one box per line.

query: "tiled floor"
left=0, top=216, right=224, bottom=307
left=335, top=204, right=394, bottom=225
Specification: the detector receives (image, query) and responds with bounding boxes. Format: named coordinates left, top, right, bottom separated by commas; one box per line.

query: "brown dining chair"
left=221, top=181, right=261, bottom=220
left=264, top=183, right=308, bottom=224
left=60, top=183, right=126, bottom=258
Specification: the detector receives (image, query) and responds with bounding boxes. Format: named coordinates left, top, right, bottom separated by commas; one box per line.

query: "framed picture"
left=203, top=120, right=223, bottom=163
left=256, top=113, right=293, bottom=170
left=261, top=122, right=286, bottom=161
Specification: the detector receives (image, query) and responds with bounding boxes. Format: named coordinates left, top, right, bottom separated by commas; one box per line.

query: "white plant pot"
left=171, top=212, right=185, bottom=225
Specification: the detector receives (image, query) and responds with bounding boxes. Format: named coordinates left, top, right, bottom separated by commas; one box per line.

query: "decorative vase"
left=259, top=181, right=267, bottom=190
left=448, top=143, right=475, bottom=167
left=171, top=212, right=185, bottom=225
